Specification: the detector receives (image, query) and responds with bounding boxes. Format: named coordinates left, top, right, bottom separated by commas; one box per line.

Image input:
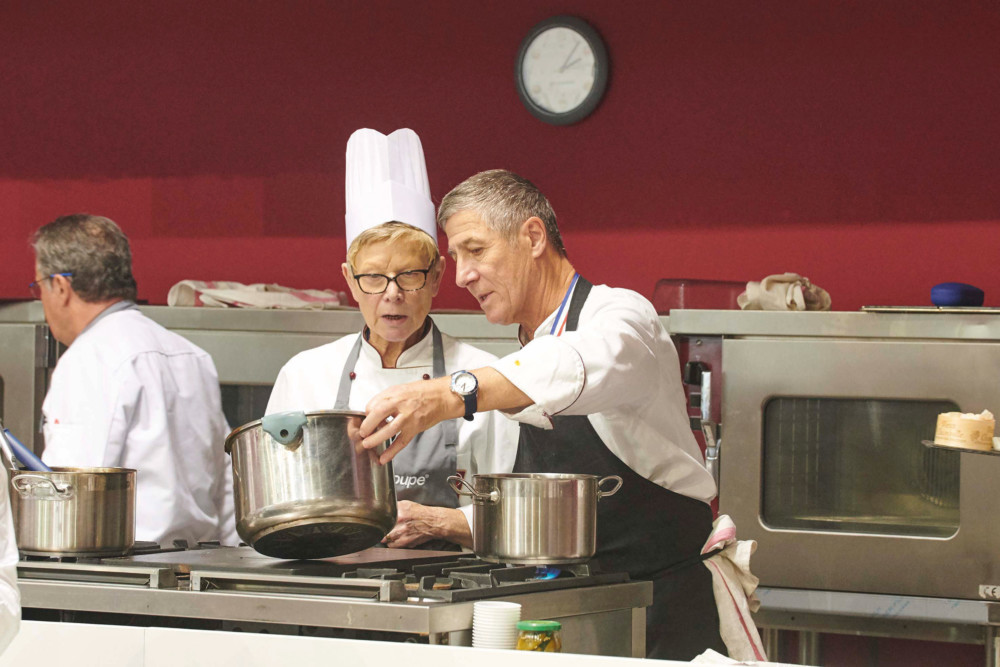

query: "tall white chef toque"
left=344, top=128, right=437, bottom=250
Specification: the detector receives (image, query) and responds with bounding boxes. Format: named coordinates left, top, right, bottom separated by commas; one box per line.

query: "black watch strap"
left=461, top=391, right=476, bottom=421
left=451, top=370, right=478, bottom=422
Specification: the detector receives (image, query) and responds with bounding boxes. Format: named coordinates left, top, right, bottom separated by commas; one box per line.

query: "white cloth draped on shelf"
left=167, top=280, right=347, bottom=309
left=737, top=273, right=831, bottom=311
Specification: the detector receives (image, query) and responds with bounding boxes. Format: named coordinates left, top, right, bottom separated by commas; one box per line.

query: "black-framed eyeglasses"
left=29, top=272, right=73, bottom=299
left=352, top=262, right=435, bottom=295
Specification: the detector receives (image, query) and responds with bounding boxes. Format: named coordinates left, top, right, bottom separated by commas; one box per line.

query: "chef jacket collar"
left=77, top=300, right=140, bottom=340
left=359, top=318, right=435, bottom=369
left=518, top=278, right=581, bottom=347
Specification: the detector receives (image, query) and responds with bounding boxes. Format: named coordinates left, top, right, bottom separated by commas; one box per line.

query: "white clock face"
left=521, top=26, right=597, bottom=114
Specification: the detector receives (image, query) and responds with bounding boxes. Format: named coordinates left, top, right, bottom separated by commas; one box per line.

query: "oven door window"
left=761, top=397, right=960, bottom=537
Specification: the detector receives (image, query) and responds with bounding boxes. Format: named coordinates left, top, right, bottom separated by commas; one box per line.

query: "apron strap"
left=333, top=319, right=457, bottom=447
left=333, top=332, right=365, bottom=410
left=564, top=277, right=593, bottom=332
left=428, top=319, right=459, bottom=446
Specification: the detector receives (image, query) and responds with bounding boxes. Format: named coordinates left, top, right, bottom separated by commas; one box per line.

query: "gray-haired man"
left=359, top=170, right=727, bottom=660
left=32, top=214, right=235, bottom=546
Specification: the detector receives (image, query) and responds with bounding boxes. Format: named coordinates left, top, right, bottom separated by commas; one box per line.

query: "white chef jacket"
left=490, top=283, right=717, bottom=504
left=42, top=307, right=237, bottom=546
left=266, top=325, right=519, bottom=505
left=0, top=466, right=20, bottom=656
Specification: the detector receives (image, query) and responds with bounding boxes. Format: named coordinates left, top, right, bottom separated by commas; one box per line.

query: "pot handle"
left=261, top=411, right=308, bottom=447
left=11, top=473, right=73, bottom=499
left=596, top=475, right=623, bottom=500
left=447, top=475, right=499, bottom=503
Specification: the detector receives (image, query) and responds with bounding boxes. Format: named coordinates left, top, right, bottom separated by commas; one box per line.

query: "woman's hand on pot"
left=383, top=501, right=473, bottom=549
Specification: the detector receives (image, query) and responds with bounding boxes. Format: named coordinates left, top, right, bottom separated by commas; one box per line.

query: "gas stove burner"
left=348, top=568, right=406, bottom=580
left=170, top=540, right=224, bottom=551
left=371, top=557, right=627, bottom=602
left=411, top=575, right=456, bottom=591
left=343, top=568, right=458, bottom=591
left=20, top=548, right=127, bottom=562
left=19, top=540, right=184, bottom=562
left=534, top=566, right=562, bottom=580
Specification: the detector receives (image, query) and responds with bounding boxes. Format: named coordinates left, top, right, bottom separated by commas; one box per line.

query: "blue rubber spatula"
left=0, top=418, right=52, bottom=471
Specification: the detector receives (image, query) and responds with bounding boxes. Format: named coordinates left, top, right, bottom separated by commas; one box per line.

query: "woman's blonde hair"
left=346, top=222, right=440, bottom=269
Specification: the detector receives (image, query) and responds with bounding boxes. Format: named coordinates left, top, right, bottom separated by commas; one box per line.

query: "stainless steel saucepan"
left=449, top=472, right=623, bottom=565
left=10, top=467, right=136, bottom=557
left=225, top=410, right=396, bottom=560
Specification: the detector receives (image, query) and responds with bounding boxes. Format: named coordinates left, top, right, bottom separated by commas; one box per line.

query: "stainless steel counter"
left=16, top=547, right=652, bottom=657
left=19, top=577, right=649, bottom=643
left=754, top=587, right=1000, bottom=666
left=667, top=308, right=1000, bottom=340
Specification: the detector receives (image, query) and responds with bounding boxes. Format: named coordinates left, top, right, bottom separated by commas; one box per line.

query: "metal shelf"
left=922, top=440, right=1000, bottom=456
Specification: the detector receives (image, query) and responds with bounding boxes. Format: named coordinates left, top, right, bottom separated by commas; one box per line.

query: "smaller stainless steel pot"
left=448, top=473, right=622, bottom=565
left=9, top=466, right=136, bottom=557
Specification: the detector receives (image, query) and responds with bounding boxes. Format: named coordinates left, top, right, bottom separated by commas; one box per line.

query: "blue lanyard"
left=549, top=273, right=580, bottom=336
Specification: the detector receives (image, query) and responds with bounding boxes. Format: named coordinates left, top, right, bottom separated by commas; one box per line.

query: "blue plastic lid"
left=931, top=282, right=984, bottom=307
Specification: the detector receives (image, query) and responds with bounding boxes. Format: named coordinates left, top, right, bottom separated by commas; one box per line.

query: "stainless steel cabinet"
left=0, top=302, right=519, bottom=456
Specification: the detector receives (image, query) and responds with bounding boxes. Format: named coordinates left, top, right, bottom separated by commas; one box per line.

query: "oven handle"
left=699, top=370, right=721, bottom=488
left=701, top=420, right=721, bottom=488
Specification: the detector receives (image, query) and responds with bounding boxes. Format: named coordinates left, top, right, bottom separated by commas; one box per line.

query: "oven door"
left=720, top=336, right=1000, bottom=599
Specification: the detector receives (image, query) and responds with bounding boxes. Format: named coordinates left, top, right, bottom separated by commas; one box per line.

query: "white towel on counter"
left=702, top=515, right=768, bottom=662
left=167, top=280, right=348, bottom=310
left=692, top=649, right=800, bottom=666
left=737, top=273, right=831, bottom=311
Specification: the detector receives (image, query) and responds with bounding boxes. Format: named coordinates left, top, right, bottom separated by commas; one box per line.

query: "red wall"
left=1, top=1, right=998, bottom=311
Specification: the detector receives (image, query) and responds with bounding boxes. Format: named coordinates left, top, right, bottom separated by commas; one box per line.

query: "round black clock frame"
left=514, top=15, right=610, bottom=126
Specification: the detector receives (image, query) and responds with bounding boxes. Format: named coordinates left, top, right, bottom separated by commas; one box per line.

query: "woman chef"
left=266, top=129, right=516, bottom=549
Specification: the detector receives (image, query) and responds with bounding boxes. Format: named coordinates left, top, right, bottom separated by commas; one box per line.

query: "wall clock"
left=515, top=16, right=609, bottom=126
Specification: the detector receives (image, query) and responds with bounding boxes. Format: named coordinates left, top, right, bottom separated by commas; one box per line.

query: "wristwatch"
left=450, top=370, right=478, bottom=421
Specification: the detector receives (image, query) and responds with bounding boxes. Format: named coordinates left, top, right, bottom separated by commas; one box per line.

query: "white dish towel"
left=702, top=514, right=768, bottom=662
left=167, top=280, right=348, bottom=310
left=737, top=273, right=831, bottom=311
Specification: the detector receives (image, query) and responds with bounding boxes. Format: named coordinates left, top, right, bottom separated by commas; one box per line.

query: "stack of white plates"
left=471, top=601, right=522, bottom=649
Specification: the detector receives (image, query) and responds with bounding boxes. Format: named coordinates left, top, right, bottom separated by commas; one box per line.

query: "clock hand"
left=562, top=57, right=583, bottom=70
left=558, top=41, right=580, bottom=73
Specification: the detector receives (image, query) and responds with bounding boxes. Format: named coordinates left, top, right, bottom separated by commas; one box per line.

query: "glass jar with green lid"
left=515, top=620, right=562, bottom=652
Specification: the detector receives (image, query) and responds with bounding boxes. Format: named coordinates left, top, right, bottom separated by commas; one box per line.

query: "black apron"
left=513, top=278, right=727, bottom=660
left=335, top=319, right=460, bottom=552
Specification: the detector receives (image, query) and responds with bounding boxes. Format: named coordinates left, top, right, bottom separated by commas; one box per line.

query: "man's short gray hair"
left=436, top=170, right=566, bottom=256
left=32, top=214, right=138, bottom=303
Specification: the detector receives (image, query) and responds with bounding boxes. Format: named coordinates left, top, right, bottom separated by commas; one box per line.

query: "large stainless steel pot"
left=225, top=410, right=396, bottom=560
left=10, top=467, right=136, bottom=557
left=448, top=473, right=622, bottom=565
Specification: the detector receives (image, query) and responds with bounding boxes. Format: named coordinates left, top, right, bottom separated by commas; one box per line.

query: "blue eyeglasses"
left=29, top=272, right=73, bottom=299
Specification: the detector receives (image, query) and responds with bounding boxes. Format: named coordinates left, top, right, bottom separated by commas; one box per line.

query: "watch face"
left=453, top=373, right=477, bottom=393
left=521, top=26, right=596, bottom=115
